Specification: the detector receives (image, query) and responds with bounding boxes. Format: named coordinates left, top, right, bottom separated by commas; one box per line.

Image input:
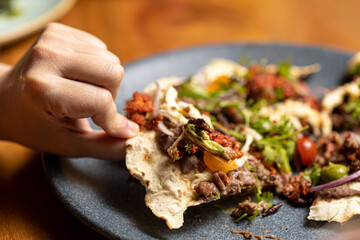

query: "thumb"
left=71, top=130, right=128, bottom=161
left=91, top=101, right=139, bottom=139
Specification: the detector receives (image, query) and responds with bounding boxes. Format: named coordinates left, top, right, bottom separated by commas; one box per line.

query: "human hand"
left=0, top=23, right=139, bottom=160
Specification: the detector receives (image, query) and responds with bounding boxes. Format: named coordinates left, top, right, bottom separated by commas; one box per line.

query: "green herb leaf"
left=304, top=163, right=322, bottom=186
left=177, top=79, right=212, bottom=99
left=234, top=213, right=248, bottom=222
left=261, top=192, right=274, bottom=203
left=211, top=119, right=246, bottom=141
left=254, top=184, right=262, bottom=204
left=247, top=209, right=259, bottom=222
left=185, top=142, right=193, bottom=154
left=278, top=60, right=293, bottom=79
left=348, top=63, right=360, bottom=76
left=185, top=123, right=231, bottom=160
left=344, top=97, right=360, bottom=120
left=214, top=192, right=221, bottom=200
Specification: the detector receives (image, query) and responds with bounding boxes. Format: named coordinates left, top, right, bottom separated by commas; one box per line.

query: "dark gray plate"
left=43, top=43, right=360, bottom=240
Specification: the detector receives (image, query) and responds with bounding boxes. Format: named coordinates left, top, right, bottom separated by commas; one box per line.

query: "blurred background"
left=1, top=0, right=360, bottom=239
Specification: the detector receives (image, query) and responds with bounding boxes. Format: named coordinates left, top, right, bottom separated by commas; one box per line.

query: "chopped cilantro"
left=344, top=97, right=360, bottom=120
left=348, top=63, right=360, bottom=76
left=177, top=78, right=212, bottom=99
left=274, top=87, right=284, bottom=101
left=261, top=192, right=274, bottom=203
left=211, top=118, right=246, bottom=141
left=304, top=163, right=321, bottom=186
left=214, top=192, right=221, bottom=200
left=185, top=142, right=193, bottom=154
left=253, top=183, right=262, bottom=204
left=234, top=213, right=248, bottom=222
left=257, top=125, right=308, bottom=174
left=278, top=60, right=293, bottom=79
left=247, top=209, right=259, bottom=222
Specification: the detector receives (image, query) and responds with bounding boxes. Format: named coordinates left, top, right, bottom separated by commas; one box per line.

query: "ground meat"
left=316, top=181, right=360, bottom=201
left=155, top=126, right=182, bottom=153
left=188, top=118, right=213, bottom=132
left=246, top=65, right=296, bottom=101
left=331, top=104, right=360, bottom=132
left=179, top=155, right=206, bottom=173
left=230, top=229, right=254, bottom=239
left=316, top=132, right=360, bottom=171
left=195, top=182, right=219, bottom=200
left=196, top=157, right=283, bottom=200
left=316, top=133, right=346, bottom=165
left=231, top=199, right=268, bottom=218
left=213, top=170, right=231, bottom=191
left=252, top=159, right=283, bottom=194
left=224, top=106, right=244, bottom=124
left=282, top=173, right=312, bottom=205
left=128, top=112, right=146, bottom=127
left=343, top=134, right=360, bottom=172
left=124, top=92, right=154, bottom=127
left=245, top=65, right=319, bottom=109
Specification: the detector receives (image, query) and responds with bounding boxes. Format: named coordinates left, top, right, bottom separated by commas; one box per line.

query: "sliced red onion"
left=310, top=170, right=360, bottom=192
left=158, top=121, right=174, bottom=136
left=152, top=82, right=161, bottom=116
left=340, top=131, right=360, bottom=144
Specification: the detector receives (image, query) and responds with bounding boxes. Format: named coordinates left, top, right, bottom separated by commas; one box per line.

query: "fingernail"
left=110, top=115, right=139, bottom=138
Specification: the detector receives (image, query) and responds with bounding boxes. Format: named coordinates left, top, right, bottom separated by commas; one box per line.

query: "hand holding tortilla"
left=0, top=23, right=138, bottom=161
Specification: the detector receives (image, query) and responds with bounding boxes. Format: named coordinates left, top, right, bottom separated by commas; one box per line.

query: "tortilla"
left=125, top=80, right=216, bottom=229
left=308, top=182, right=360, bottom=223
left=126, top=130, right=212, bottom=229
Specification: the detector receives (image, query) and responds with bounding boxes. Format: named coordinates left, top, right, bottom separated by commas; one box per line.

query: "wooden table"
left=1, top=0, right=360, bottom=239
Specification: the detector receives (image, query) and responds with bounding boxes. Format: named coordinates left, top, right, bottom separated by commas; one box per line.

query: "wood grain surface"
left=1, top=0, right=360, bottom=239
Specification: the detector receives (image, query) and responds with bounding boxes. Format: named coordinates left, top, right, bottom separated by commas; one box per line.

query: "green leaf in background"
left=348, top=63, right=360, bottom=76
left=278, top=60, right=293, bottom=80
left=345, top=97, right=360, bottom=120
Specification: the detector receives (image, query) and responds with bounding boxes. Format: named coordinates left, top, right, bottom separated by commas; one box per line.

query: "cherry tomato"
left=203, top=151, right=237, bottom=173
left=296, top=137, right=318, bottom=166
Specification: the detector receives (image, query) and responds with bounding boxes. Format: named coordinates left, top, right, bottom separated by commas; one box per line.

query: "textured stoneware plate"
left=43, top=44, right=360, bottom=240
left=0, top=0, right=76, bottom=45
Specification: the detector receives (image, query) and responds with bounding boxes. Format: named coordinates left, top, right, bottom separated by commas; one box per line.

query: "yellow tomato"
left=207, top=75, right=231, bottom=93
left=203, top=151, right=237, bottom=173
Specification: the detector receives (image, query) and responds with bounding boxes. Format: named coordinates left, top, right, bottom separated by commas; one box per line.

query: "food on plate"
left=308, top=55, right=360, bottom=223
left=125, top=54, right=360, bottom=229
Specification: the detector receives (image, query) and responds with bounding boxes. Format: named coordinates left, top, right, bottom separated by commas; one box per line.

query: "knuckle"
left=103, top=61, right=123, bottom=86
left=44, top=22, right=63, bottom=32
left=96, top=89, right=113, bottom=109
left=23, top=71, right=50, bottom=100
left=29, top=43, right=63, bottom=62
left=29, top=44, right=48, bottom=60
left=106, top=52, right=121, bottom=64
left=39, top=31, right=59, bottom=42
